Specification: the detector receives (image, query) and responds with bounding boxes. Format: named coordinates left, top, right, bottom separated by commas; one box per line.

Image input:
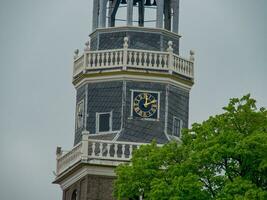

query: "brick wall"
left=63, top=175, right=115, bottom=200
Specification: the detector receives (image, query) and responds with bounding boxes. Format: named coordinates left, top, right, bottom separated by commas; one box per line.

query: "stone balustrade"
left=56, top=133, right=153, bottom=175
left=56, top=143, right=82, bottom=175
left=87, top=139, right=147, bottom=161
left=73, top=37, right=194, bottom=79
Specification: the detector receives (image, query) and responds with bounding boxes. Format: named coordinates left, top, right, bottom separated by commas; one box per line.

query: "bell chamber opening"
left=92, top=0, right=180, bottom=33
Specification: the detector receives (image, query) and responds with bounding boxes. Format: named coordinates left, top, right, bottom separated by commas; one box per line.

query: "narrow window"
left=96, top=112, right=112, bottom=133
left=76, top=100, right=84, bottom=130
left=71, top=189, right=78, bottom=200
left=173, top=117, right=182, bottom=138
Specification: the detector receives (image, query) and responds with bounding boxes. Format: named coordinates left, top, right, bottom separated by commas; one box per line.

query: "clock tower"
left=54, top=0, right=194, bottom=199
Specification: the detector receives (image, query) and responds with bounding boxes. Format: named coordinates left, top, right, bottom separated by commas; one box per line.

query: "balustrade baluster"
left=133, top=52, right=137, bottom=66
left=107, top=52, right=110, bottom=66
left=129, top=145, right=133, bottom=159
left=138, top=52, right=142, bottom=67
left=107, top=143, right=111, bottom=158
left=92, top=53, right=96, bottom=67
left=114, top=144, right=118, bottom=158
left=110, top=52, right=114, bottom=66
left=121, top=144, right=125, bottom=158
left=128, top=51, right=133, bottom=66
left=87, top=54, right=91, bottom=68
left=189, top=64, right=191, bottom=75
left=97, top=53, right=100, bottom=67
left=99, top=143, right=103, bottom=157
left=173, top=57, right=177, bottom=70
left=144, top=53, right=148, bottom=68
left=154, top=54, right=158, bottom=67
left=101, top=53, right=105, bottom=67
left=164, top=54, right=168, bottom=68
left=92, top=142, right=96, bottom=156
left=158, top=54, right=163, bottom=68
left=119, top=51, right=123, bottom=65
left=104, top=52, right=108, bottom=66
left=114, top=52, right=118, bottom=66
left=179, top=59, right=182, bottom=72
left=148, top=53, right=152, bottom=67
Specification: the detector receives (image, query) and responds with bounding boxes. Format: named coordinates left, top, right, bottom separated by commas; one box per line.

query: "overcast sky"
left=0, top=0, right=266, bottom=199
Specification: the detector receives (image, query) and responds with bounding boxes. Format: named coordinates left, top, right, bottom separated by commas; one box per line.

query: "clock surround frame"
left=130, top=89, right=161, bottom=121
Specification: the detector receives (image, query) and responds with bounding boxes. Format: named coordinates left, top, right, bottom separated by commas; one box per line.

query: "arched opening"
left=92, top=0, right=179, bottom=33
left=71, top=189, right=78, bottom=200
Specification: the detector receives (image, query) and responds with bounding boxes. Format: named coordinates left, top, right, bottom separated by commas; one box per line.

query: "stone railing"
left=56, top=142, right=82, bottom=175
left=56, top=132, right=152, bottom=175
left=73, top=38, right=194, bottom=79
left=87, top=139, right=146, bottom=161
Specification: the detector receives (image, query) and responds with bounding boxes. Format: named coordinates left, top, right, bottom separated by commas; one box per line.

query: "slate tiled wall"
left=118, top=81, right=169, bottom=144
left=167, top=85, right=189, bottom=136
left=163, top=35, right=179, bottom=54
left=74, top=81, right=123, bottom=145
left=91, top=30, right=180, bottom=54
left=74, top=84, right=86, bottom=144
left=98, top=32, right=126, bottom=50
left=128, top=32, right=160, bottom=51
left=86, top=81, right=123, bottom=133
left=74, top=81, right=189, bottom=145
left=90, top=35, right=98, bottom=51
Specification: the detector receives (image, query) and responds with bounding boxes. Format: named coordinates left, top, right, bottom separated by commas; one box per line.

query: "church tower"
left=54, top=0, right=194, bottom=199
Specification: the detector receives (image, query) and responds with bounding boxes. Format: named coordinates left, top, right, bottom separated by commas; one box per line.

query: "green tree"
left=114, top=95, right=267, bottom=199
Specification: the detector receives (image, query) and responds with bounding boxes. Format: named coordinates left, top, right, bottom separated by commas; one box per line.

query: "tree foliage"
left=114, top=95, right=267, bottom=199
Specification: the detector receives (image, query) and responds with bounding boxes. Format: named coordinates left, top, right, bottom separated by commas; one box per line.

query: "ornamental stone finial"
left=56, top=146, right=62, bottom=157
left=74, top=49, right=79, bottom=59
left=82, top=130, right=90, bottom=136
left=123, top=37, right=129, bottom=49
left=167, top=41, right=173, bottom=52
left=190, top=50, right=195, bottom=62
left=84, top=41, right=90, bottom=51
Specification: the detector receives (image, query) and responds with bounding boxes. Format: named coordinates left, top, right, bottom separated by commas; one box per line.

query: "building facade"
left=54, top=0, right=194, bottom=199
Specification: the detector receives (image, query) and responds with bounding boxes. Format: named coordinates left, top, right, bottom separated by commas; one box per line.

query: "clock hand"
left=144, top=93, right=148, bottom=108
left=144, top=100, right=157, bottom=107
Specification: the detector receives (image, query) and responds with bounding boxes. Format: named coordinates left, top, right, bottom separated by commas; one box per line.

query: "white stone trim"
left=90, top=26, right=181, bottom=38
left=99, top=0, right=108, bottom=28
left=172, top=116, right=183, bottom=138
left=96, top=111, right=113, bottom=133
left=84, top=84, right=88, bottom=131
left=74, top=74, right=192, bottom=91
left=156, top=0, right=164, bottom=28
left=127, top=0, right=133, bottom=26
left=130, top=89, right=161, bottom=120
left=75, top=99, right=85, bottom=130
left=92, top=0, right=99, bottom=31
left=172, top=0, right=180, bottom=34
left=59, top=165, right=116, bottom=190
left=164, top=84, right=171, bottom=141
left=89, top=130, right=118, bottom=137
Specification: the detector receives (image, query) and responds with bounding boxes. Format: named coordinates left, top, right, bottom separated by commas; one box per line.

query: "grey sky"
left=0, top=0, right=266, bottom=199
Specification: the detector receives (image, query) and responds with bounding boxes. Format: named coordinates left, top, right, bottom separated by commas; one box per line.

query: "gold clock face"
left=133, top=92, right=158, bottom=118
